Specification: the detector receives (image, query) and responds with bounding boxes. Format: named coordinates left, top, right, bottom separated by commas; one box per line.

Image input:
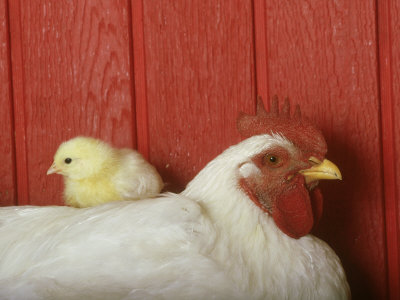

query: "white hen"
left=0, top=97, right=350, bottom=300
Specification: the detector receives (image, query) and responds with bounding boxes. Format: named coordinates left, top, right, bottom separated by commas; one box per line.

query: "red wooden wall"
left=0, top=1, right=398, bottom=299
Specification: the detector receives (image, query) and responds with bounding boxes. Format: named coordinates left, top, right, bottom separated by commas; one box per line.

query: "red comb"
left=237, top=96, right=327, bottom=157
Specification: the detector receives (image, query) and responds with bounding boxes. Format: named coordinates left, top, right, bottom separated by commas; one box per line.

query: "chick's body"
left=48, top=137, right=163, bottom=208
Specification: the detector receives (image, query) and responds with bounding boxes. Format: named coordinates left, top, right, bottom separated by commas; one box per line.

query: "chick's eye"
left=264, top=154, right=281, bottom=166
left=64, top=158, right=72, bottom=164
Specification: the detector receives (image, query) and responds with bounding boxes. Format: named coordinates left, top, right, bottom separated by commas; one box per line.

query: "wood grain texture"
left=391, top=0, right=400, bottom=211
left=10, top=0, right=136, bottom=205
left=131, top=0, right=149, bottom=158
left=390, top=0, right=400, bottom=240
left=0, top=0, right=16, bottom=206
left=253, top=0, right=269, bottom=102
left=263, top=1, right=386, bottom=299
left=8, top=0, right=30, bottom=205
left=142, top=0, right=256, bottom=191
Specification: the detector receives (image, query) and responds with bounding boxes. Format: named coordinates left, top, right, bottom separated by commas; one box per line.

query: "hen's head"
left=236, top=96, right=341, bottom=239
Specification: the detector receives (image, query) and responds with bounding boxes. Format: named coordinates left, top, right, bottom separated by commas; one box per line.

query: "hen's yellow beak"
left=47, top=162, right=61, bottom=175
left=300, top=157, right=342, bottom=184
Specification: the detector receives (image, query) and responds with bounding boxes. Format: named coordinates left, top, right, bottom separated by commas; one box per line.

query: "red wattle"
left=272, top=181, right=314, bottom=239
left=239, top=176, right=320, bottom=239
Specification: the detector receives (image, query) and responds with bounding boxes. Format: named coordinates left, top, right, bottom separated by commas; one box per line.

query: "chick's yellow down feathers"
left=47, top=136, right=164, bottom=208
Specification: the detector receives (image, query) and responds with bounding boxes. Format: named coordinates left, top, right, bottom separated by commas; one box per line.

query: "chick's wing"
left=113, top=149, right=163, bottom=200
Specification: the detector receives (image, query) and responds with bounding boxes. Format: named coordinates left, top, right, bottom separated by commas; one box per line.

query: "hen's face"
left=238, top=136, right=341, bottom=239
left=235, top=96, right=342, bottom=238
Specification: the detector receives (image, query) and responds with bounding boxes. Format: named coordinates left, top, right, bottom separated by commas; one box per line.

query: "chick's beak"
left=300, top=157, right=342, bottom=184
left=47, top=162, right=61, bottom=175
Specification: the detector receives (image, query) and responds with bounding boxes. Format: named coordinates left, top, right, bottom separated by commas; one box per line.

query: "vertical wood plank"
left=0, top=0, right=16, bottom=206
left=131, top=0, right=149, bottom=159
left=8, top=0, right=136, bottom=205
left=261, top=0, right=386, bottom=298
left=390, top=1, right=400, bottom=236
left=379, top=0, right=400, bottom=299
left=142, top=0, right=256, bottom=191
left=8, top=0, right=30, bottom=205
left=253, top=0, right=269, bottom=104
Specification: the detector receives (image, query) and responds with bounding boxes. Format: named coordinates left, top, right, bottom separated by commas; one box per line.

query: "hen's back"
left=0, top=195, right=242, bottom=300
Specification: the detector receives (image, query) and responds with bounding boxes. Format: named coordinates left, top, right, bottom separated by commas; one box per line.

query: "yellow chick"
left=47, top=136, right=164, bottom=208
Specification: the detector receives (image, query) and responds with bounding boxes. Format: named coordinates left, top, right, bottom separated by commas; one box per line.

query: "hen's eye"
left=264, top=154, right=281, bottom=166
left=64, top=158, right=72, bottom=164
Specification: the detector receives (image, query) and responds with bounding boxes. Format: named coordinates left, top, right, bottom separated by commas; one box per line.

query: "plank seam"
left=3, top=0, right=17, bottom=205
left=131, top=0, right=150, bottom=159
left=7, top=0, right=30, bottom=205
